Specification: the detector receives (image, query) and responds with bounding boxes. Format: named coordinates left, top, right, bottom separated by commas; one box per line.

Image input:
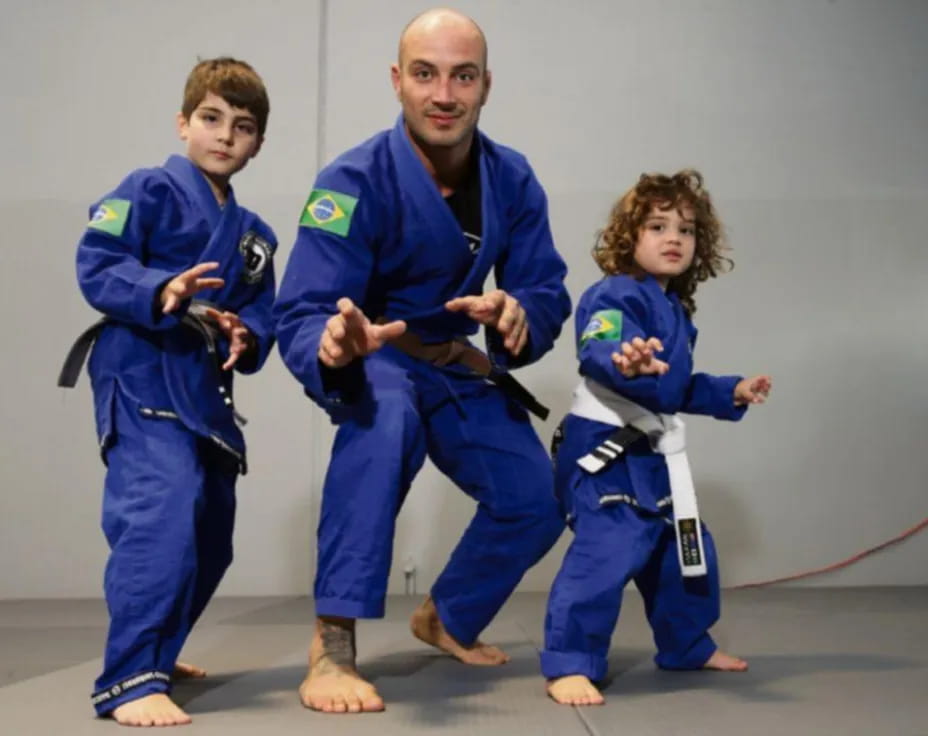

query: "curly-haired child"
left=542, top=170, right=771, bottom=705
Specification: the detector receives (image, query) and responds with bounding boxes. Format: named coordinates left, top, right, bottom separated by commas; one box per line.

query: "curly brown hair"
left=593, top=169, right=731, bottom=315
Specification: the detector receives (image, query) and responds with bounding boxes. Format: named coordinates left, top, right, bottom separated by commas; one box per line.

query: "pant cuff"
left=92, top=670, right=172, bottom=716
left=539, top=650, right=607, bottom=681
left=655, top=633, right=717, bottom=670
left=313, top=596, right=385, bottom=619
left=432, top=593, right=477, bottom=646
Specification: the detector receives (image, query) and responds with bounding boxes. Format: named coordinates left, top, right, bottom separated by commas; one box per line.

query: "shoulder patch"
left=580, top=309, right=623, bottom=347
left=299, top=189, right=358, bottom=237
left=88, top=198, right=131, bottom=237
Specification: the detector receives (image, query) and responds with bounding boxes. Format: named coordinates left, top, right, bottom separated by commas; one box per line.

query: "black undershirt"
left=443, top=153, right=482, bottom=257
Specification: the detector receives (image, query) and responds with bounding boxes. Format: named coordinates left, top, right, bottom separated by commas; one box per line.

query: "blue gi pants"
left=314, top=347, right=564, bottom=645
left=92, top=388, right=237, bottom=715
left=541, top=485, right=720, bottom=681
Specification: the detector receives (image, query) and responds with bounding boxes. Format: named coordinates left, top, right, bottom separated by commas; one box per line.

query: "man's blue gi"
left=274, top=117, right=571, bottom=644
left=541, top=274, right=745, bottom=681
left=74, top=154, right=276, bottom=714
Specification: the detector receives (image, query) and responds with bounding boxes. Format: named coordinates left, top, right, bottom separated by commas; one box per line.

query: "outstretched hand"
left=734, top=375, right=772, bottom=406
left=445, top=289, right=528, bottom=356
left=611, top=337, right=669, bottom=378
left=160, top=262, right=225, bottom=314
left=318, top=297, right=407, bottom=368
left=204, top=307, right=254, bottom=370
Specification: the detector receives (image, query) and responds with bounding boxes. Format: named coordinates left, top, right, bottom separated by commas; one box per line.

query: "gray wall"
left=1, top=0, right=926, bottom=599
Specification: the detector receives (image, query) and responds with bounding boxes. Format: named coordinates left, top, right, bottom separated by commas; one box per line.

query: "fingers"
left=510, top=317, right=529, bottom=355
left=318, top=312, right=348, bottom=368
left=318, top=325, right=345, bottom=367
left=193, top=277, right=225, bottom=292
left=221, top=326, right=251, bottom=370
left=371, top=320, right=407, bottom=343
left=445, top=296, right=478, bottom=313
left=162, top=289, right=180, bottom=314
left=611, top=336, right=668, bottom=378
left=188, top=262, right=221, bottom=278
left=445, top=291, right=507, bottom=325
left=184, top=262, right=224, bottom=295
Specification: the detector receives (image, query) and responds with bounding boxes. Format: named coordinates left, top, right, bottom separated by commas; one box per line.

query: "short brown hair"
left=182, top=57, right=270, bottom=136
left=594, top=169, right=731, bottom=315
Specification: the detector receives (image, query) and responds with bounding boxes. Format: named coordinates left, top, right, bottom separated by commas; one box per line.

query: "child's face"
left=177, top=92, right=262, bottom=185
left=633, top=203, right=696, bottom=287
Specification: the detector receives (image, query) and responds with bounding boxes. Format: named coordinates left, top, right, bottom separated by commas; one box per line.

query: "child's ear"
left=176, top=111, right=189, bottom=141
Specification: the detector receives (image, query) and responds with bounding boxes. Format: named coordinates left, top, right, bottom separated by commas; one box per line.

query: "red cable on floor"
left=730, top=517, right=928, bottom=589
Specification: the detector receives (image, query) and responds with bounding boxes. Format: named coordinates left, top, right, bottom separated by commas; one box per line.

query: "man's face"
left=391, top=21, right=490, bottom=154
left=177, top=91, right=262, bottom=182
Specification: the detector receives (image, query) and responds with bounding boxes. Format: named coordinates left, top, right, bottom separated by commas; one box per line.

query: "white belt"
left=570, top=378, right=707, bottom=577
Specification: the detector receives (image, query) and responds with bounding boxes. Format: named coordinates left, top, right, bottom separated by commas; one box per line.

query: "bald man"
left=275, top=8, right=571, bottom=712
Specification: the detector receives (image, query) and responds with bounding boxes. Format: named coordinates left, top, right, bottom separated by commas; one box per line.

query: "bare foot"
left=410, top=596, right=510, bottom=665
left=546, top=675, right=605, bottom=706
left=703, top=649, right=749, bottom=671
left=298, top=616, right=385, bottom=714
left=111, top=693, right=191, bottom=727
left=173, top=661, right=207, bottom=679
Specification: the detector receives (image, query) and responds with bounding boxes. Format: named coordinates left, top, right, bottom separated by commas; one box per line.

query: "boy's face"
left=177, top=92, right=262, bottom=183
left=634, top=203, right=696, bottom=287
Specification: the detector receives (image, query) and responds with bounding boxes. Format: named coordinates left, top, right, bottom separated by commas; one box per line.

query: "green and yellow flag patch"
left=87, top=198, right=131, bottom=237
left=299, top=189, right=358, bottom=237
left=580, top=309, right=623, bottom=346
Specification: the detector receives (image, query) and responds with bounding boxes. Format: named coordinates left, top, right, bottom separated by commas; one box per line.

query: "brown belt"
left=382, top=325, right=550, bottom=420
left=386, top=330, right=493, bottom=376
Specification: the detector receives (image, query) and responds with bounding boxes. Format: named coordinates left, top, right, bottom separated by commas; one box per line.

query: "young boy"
left=60, top=58, right=276, bottom=726
left=541, top=170, right=772, bottom=706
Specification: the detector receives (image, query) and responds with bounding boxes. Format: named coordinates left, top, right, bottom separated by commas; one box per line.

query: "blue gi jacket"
left=76, top=155, right=277, bottom=459
left=274, top=116, right=571, bottom=408
left=564, top=274, right=745, bottom=510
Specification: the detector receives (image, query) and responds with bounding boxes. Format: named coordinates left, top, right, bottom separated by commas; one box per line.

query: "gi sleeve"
left=490, top=168, right=571, bottom=369
left=273, top=167, right=377, bottom=406
left=681, top=372, right=746, bottom=421
left=76, top=171, right=188, bottom=330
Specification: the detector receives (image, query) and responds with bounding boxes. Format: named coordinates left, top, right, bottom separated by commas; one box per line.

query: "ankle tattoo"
left=317, top=620, right=357, bottom=670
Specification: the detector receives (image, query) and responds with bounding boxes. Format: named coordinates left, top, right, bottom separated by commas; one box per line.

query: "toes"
left=362, top=694, right=385, bottom=712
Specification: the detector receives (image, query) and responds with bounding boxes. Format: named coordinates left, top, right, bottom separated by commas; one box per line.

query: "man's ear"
left=391, top=63, right=402, bottom=100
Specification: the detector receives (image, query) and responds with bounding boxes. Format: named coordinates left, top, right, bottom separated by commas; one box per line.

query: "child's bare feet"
left=299, top=616, right=385, bottom=714
left=173, top=661, right=206, bottom=679
left=703, top=649, right=748, bottom=671
left=110, top=693, right=191, bottom=727
left=410, top=596, right=510, bottom=666
left=546, top=675, right=605, bottom=706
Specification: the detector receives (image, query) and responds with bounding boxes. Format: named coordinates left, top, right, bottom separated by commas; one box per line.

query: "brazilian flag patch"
left=299, top=189, right=358, bottom=237
left=87, top=198, right=131, bottom=237
left=580, top=309, right=623, bottom=346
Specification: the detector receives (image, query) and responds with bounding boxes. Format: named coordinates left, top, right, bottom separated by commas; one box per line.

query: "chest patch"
left=238, top=231, right=271, bottom=284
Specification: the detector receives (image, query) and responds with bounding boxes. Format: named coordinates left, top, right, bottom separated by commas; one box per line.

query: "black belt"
left=576, top=424, right=647, bottom=474
left=58, top=303, right=246, bottom=425
left=486, top=371, right=549, bottom=421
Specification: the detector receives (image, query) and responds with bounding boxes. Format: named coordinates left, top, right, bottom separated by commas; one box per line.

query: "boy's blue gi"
left=72, top=154, right=276, bottom=713
left=274, top=117, right=571, bottom=644
left=541, top=274, right=744, bottom=681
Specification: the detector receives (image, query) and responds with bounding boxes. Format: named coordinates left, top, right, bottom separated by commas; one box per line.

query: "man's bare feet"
left=110, top=693, right=191, bottom=727
left=703, top=649, right=749, bottom=671
left=173, top=661, right=207, bottom=679
left=299, top=616, right=385, bottom=714
left=546, top=674, right=605, bottom=706
left=409, top=596, right=510, bottom=666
